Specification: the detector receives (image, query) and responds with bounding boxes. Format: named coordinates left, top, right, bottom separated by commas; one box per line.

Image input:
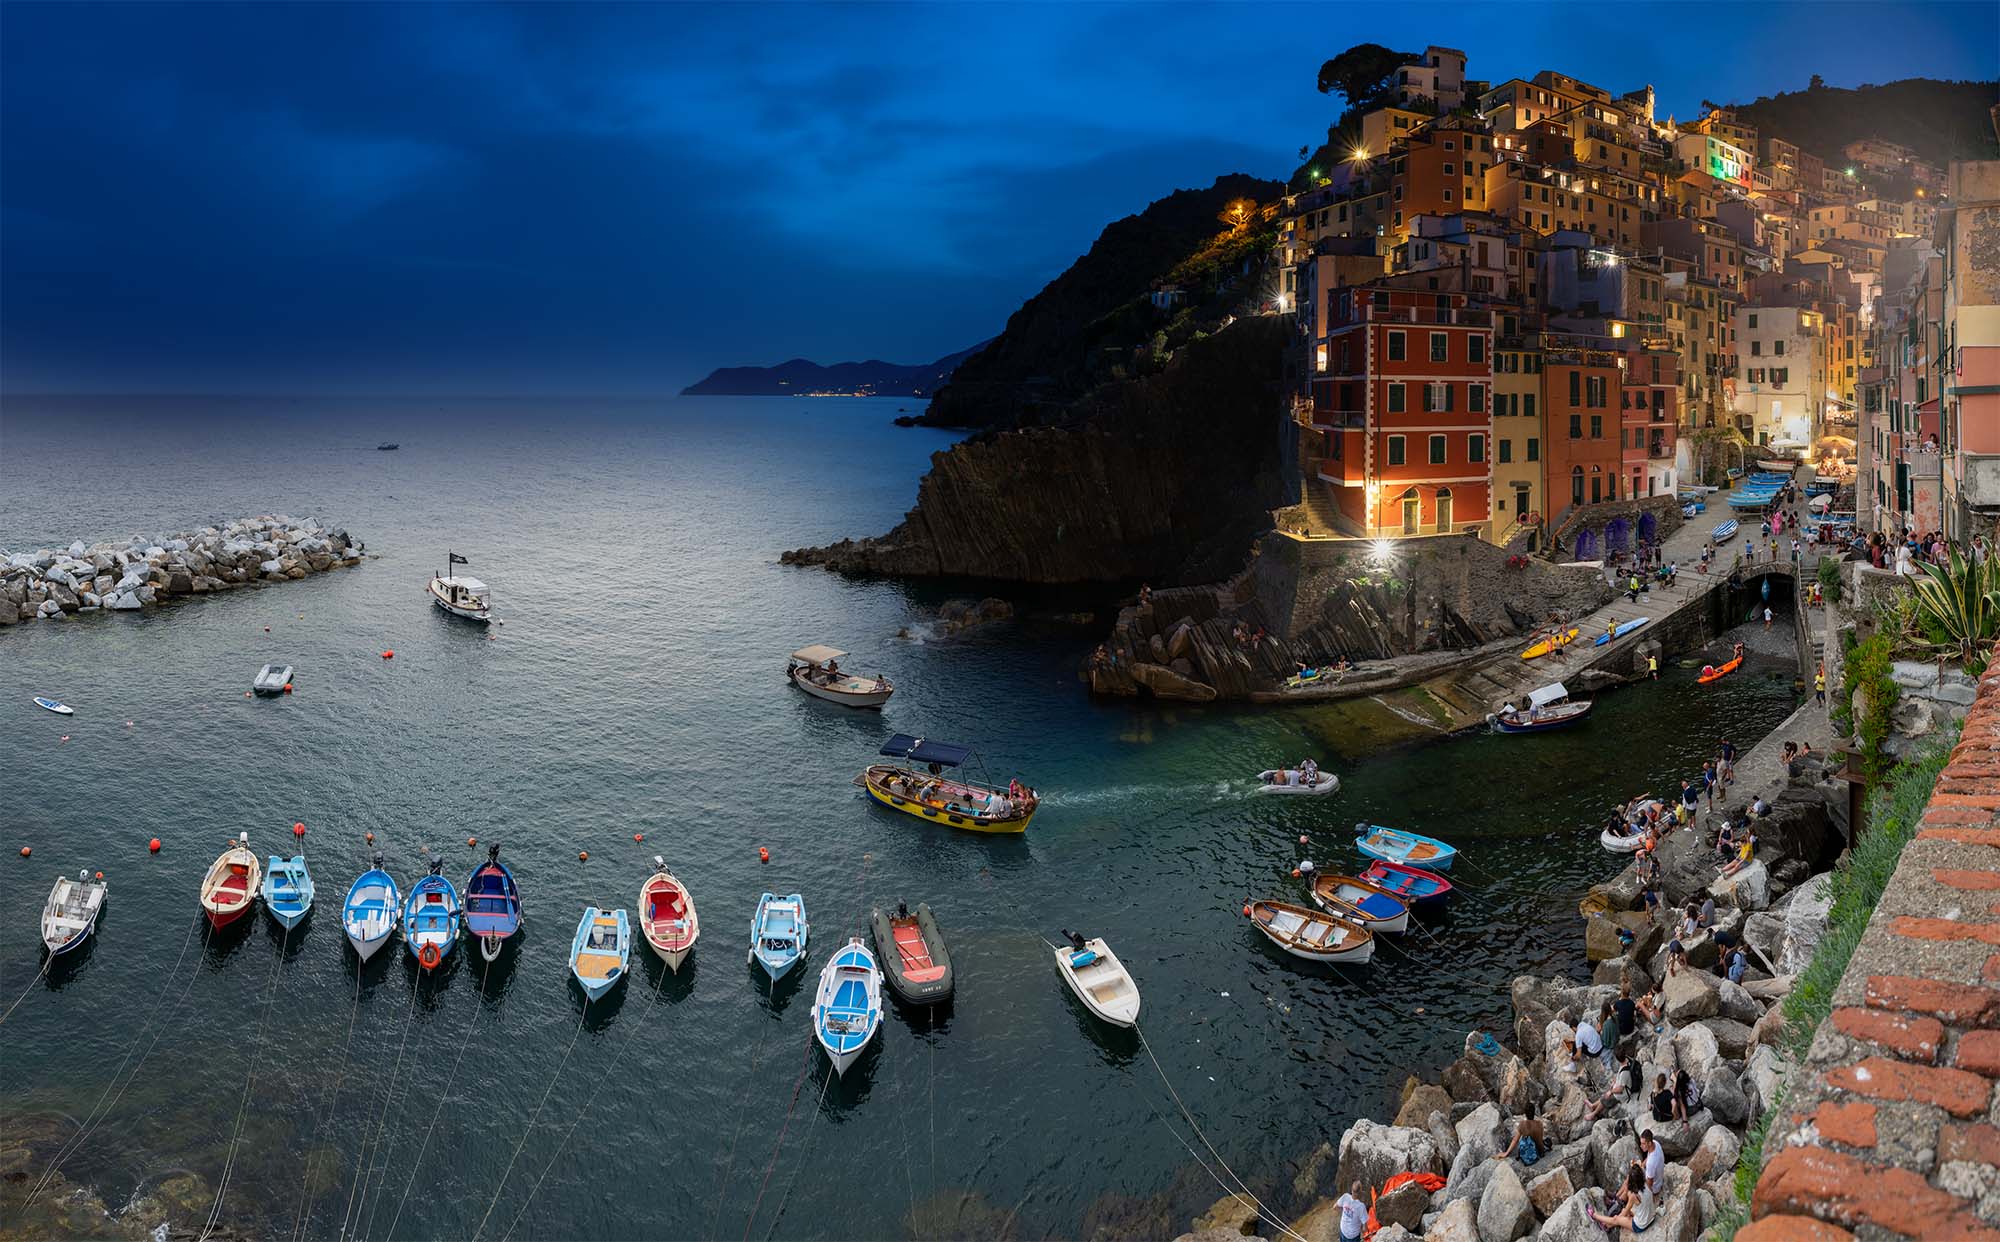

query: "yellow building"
left=1489, top=334, right=1546, bottom=539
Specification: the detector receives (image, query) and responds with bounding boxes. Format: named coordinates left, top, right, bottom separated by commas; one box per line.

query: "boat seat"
left=575, top=956, right=621, bottom=979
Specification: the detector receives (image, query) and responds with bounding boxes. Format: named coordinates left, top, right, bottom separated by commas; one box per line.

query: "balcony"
left=1340, top=304, right=1494, bottom=327
left=1649, top=438, right=1673, bottom=459
left=1311, top=410, right=1368, bottom=431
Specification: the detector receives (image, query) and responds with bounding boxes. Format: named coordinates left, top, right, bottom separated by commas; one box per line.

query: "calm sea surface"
left=0, top=395, right=1800, bottom=1240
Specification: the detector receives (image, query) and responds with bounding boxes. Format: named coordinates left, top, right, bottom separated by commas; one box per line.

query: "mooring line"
left=468, top=999, right=591, bottom=1241
left=198, top=918, right=295, bottom=1241
left=289, top=953, right=366, bottom=1242
left=338, top=959, right=420, bottom=1242
left=0, top=956, right=52, bottom=1026
left=381, top=955, right=494, bottom=1241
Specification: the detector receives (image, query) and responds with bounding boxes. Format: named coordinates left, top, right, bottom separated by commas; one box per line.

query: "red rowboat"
left=1358, top=858, right=1453, bottom=907
left=199, top=834, right=261, bottom=928
left=638, top=858, right=699, bottom=972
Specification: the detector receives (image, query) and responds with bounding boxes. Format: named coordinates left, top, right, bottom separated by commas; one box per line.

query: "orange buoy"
left=1290, top=868, right=1301, bottom=878
left=1241, top=904, right=1251, bottom=917
left=466, top=836, right=477, bottom=847
left=293, top=822, right=306, bottom=837
left=283, top=683, right=293, bottom=694
left=94, top=871, right=103, bottom=879
left=19, top=846, right=30, bottom=857
left=578, top=850, right=589, bottom=861
left=633, top=833, right=644, bottom=842
left=758, top=846, right=770, bottom=863
left=365, top=831, right=376, bottom=843
left=381, top=650, right=394, bottom=659
left=1298, top=835, right=1309, bottom=845
left=149, top=838, right=162, bottom=852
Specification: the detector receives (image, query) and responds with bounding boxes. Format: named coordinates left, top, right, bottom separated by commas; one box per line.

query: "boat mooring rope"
left=706, top=1003, right=779, bottom=1238
left=381, top=955, right=494, bottom=1241
left=339, top=957, right=421, bottom=1242
left=289, top=954, right=367, bottom=1242
left=1134, top=1023, right=1309, bottom=1242
left=739, top=1033, right=818, bottom=1240
left=198, top=917, right=295, bottom=1241
left=468, top=997, right=591, bottom=1241
left=497, top=958, right=673, bottom=1242
left=0, top=956, right=52, bottom=1026
left=26, top=914, right=206, bottom=1207
left=756, top=1066, right=835, bottom=1242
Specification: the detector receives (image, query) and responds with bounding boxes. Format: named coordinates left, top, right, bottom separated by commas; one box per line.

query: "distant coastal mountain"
left=1731, top=77, right=2000, bottom=168
left=681, top=343, right=986, bottom=398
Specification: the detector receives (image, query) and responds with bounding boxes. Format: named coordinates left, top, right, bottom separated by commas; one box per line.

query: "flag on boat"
left=449, top=552, right=469, bottom=564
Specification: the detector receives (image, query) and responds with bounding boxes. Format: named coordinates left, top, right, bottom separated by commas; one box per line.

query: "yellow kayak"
left=1520, top=627, right=1579, bottom=660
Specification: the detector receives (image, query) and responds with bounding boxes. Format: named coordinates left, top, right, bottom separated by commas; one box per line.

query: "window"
left=1469, top=434, right=1485, bottom=462
left=1429, top=434, right=1447, bottom=464
left=1527, top=437, right=1540, bottom=462
left=1571, top=468, right=1585, bottom=505
left=1590, top=415, right=1603, bottom=438
left=1523, top=394, right=1537, bottom=416
left=1443, top=162, right=1456, bottom=177
left=1587, top=376, right=1608, bottom=407
left=1386, top=435, right=1406, bottom=466
left=1430, top=333, right=1448, bottom=362
left=1423, top=382, right=1452, bottom=411
left=1773, top=367, right=1789, bottom=383
left=1469, top=335, right=1486, bottom=364
left=1387, top=382, right=1406, bottom=413
left=1774, top=339, right=1786, bottom=355
left=1748, top=312, right=1758, bottom=329
left=1442, top=188, right=1453, bottom=203
left=1469, top=384, right=1486, bottom=412
left=1750, top=339, right=1761, bottom=356
left=1568, top=371, right=1581, bottom=404
left=1568, top=413, right=1583, bottom=438
left=1747, top=368, right=1764, bottom=383
left=1498, top=439, right=1513, bottom=463
left=1387, top=330, right=1406, bottom=361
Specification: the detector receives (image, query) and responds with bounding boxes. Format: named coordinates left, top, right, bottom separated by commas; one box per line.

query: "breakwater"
left=0, top=516, right=363, bottom=624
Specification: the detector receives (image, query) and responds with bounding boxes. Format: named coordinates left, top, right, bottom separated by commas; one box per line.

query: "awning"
left=452, top=577, right=488, bottom=592
left=1814, top=434, right=1856, bottom=448
left=791, top=644, right=847, bottom=664
left=879, top=734, right=972, bottom=767
left=1528, top=683, right=1569, bottom=709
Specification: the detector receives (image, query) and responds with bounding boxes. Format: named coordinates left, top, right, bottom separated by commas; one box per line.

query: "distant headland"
left=680, top=342, right=986, bottom=398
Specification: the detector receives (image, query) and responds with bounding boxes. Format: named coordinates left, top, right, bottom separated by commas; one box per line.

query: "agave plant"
left=1908, top=547, right=2000, bottom=665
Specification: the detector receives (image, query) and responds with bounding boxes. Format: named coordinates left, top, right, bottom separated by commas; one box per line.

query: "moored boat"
left=869, top=901, right=952, bottom=1004
left=1051, top=933, right=1140, bottom=1028
left=342, top=856, right=400, bottom=960
left=403, top=858, right=462, bottom=970
left=1247, top=899, right=1375, bottom=965
left=750, top=892, right=809, bottom=981
left=1520, top=627, right=1580, bottom=660
left=464, top=844, right=523, bottom=962
left=1309, top=874, right=1409, bottom=934
left=199, top=834, right=262, bottom=928
left=261, top=855, right=314, bottom=929
left=639, top=858, right=699, bottom=971
left=859, top=734, right=1036, bottom=833
left=788, top=645, right=893, bottom=708
left=1360, top=859, right=1454, bottom=906
left=41, top=870, right=108, bottom=955
left=252, top=664, right=293, bottom=696
left=429, top=552, right=491, bottom=622
left=569, top=906, right=631, bottom=1001
left=1490, top=682, right=1594, bottom=733
left=810, top=938, right=885, bottom=1075
left=1355, top=825, right=1457, bottom=872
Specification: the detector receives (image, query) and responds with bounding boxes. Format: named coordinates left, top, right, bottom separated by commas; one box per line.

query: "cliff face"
left=919, top=173, right=1282, bottom=430
left=783, top=316, right=1289, bottom=584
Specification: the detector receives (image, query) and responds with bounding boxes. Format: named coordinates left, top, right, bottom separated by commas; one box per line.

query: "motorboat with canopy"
left=429, top=551, right=492, bottom=622
left=787, top=644, right=893, bottom=708
left=858, top=733, right=1038, bottom=833
left=1490, top=682, right=1594, bottom=733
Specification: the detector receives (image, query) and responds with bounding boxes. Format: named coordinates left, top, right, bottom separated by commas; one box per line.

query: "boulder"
left=1455, top=1104, right=1505, bottom=1164
left=1588, top=1119, right=1636, bottom=1189
left=1292, top=1141, right=1336, bottom=1201
left=1373, top=1228, right=1417, bottom=1242
left=1397, top=1084, right=1455, bottom=1130
left=1423, top=1197, right=1477, bottom=1242
left=1376, top=1180, right=1429, bottom=1232
left=1648, top=1110, right=1712, bottom=1160
left=1702, top=1018, right=1754, bottom=1061
left=1191, top=1193, right=1261, bottom=1236
left=1546, top=1082, right=1591, bottom=1141
left=1129, top=661, right=1218, bottom=702
left=66, top=540, right=85, bottom=558
left=1672, top=1023, right=1722, bottom=1083
left=1512, top=977, right=1563, bottom=1053
left=166, top=570, right=193, bottom=595
left=1684, top=1124, right=1741, bottom=1184
left=1749, top=1001, right=1787, bottom=1050
left=1475, top=1159, right=1534, bottom=1242
left=1651, top=1164, right=1700, bottom=1242
left=1700, top=1066, right=1749, bottom=1126
left=1709, top=859, right=1771, bottom=912
left=1532, top=1191, right=1597, bottom=1242
left=1743, top=1046, right=1787, bottom=1116
left=1524, top=1166, right=1574, bottom=1220
left=1663, top=970, right=1719, bottom=1025
left=49, top=583, right=78, bottom=611
left=1584, top=915, right=1628, bottom=963
left=1715, top=979, right=1760, bottom=1025
left=1442, top=1058, right=1492, bottom=1104
left=107, top=591, right=143, bottom=611
left=1497, top=1057, right=1542, bottom=1116
left=1334, top=1120, right=1444, bottom=1201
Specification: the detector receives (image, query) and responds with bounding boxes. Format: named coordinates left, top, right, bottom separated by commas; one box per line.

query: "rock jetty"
left=0, top=516, right=363, bottom=624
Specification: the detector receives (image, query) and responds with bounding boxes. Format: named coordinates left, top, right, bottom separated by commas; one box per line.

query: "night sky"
left=2, top=2, right=1993, bottom=395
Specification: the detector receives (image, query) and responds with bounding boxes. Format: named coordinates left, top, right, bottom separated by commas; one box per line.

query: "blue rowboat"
left=1711, top=519, right=1739, bottom=542
left=1354, top=824, right=1457, bottom=872
left=569, top=906, right=630, bottom=1001
left=342, top=856, right=399, bottom=960
left=750, top=892, right=809, bottom=981
left=403, top=858, right=462, bottom=970
left=1359, top=859, right=1453, bottom=906
left=261, top=854, right=314, bottom=930
left=464, top=844, right=522, bottom=962
left=1310, top=874, right=1409, bottom=933
left=811, top=937, right=884, bottom=1075
left=1593, top=616, right=1650, bottom=646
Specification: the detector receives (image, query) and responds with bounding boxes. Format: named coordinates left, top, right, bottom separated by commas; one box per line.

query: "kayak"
left=1697, top=656, right=1743, bottom=684
left=1520, top=627, right=1579, bottom=660
left=1593, top=617, right=1650, bottom=647
left=33, top=697, right=73, bottom=715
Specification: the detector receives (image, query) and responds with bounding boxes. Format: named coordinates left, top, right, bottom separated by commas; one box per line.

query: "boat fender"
left=1298, top=835, right=1309, bottom=845
left=1354, top=822, right=1367, bottom=833
left=294, top=822, right=306, bottom=837
left=1299, top=860, right=1315, bottom=876
left=149, top=838, right=162, bottom=852
left=758, top=847, right=770, bottom=863
left=1290, top=868, right=1301, bottom=878
left=282, top=683, right=292, bottom=694
left=94, top=871, right=103, bottom=879
left=419, top=942, right=441, bottom=969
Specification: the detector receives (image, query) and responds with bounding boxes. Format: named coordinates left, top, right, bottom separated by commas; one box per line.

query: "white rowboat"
left=42, top=870, right=108, bottom=955
left=1052, top=935, right=1140, bottom=1028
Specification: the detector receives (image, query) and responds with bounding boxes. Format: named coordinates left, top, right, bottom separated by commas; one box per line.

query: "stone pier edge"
left=1737, top=656, right=2000, bottom=1242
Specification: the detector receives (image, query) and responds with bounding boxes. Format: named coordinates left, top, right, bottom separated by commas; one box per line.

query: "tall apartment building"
left=1732, top=304, right=1832, bottom=449
left=1938, top=163, right=2000, bottom=538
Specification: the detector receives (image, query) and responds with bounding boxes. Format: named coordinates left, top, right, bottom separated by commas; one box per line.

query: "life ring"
left=418, top=942, right=441, bottom=970
left=1523, top=511, right=1543, bottom=527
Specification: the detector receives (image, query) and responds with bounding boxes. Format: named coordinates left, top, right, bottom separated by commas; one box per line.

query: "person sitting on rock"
left=1586, top=1162, right=1655, bottom=1234
left=1492, top=1101, right=1547, bottom=1166
left=1650, top=1073, right=1676, bottom=1123
left=1636, top=984, right=1667, bottom=1034
left=1721, top=832, right=1757, bottom=878
left=1585, top=1047, right=1643, bottom=1124
left=1674, top=1068, right=1700, bottom=1121
left=1724, top=944, right=1749, bottom=985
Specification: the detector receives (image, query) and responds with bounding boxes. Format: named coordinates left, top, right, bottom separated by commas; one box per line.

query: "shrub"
left=1908, top=547, right=2000, bottom=670
left=1842, top=632, right=1899, bottom=781
left=1816, top=556, right=1843, bottom=603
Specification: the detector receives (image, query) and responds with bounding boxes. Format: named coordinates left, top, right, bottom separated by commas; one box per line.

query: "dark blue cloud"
left=2, top=1, right=1992, bottom=393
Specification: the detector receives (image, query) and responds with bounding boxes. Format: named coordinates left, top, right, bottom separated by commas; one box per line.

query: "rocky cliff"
left=783, top=316, right=1290, bottom=584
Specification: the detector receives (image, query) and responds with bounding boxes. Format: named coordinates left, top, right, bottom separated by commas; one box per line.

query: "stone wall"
left=1546, top=493, right=1686, bottom=562
left=1741, top=664, right=2000, bottom=1241
left=0, top=516, right=363, bottom=624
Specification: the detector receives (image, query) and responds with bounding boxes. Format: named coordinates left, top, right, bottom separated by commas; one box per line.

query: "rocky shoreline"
left=1176, top=712, right=1849, bottom=1242
left=1, top=516, right=363, bottom=624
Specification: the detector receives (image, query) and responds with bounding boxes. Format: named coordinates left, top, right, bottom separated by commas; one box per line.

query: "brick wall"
left=1742, top=663, right=2000, bottom=1242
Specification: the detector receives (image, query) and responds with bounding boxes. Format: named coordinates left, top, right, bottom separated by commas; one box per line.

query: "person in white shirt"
left=1588, top=1163, right=1654, bottom=1232
left=1334, top=1181, right=1368, bottom=1242
left=1641, top=1130, right=1666, bottom=1197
